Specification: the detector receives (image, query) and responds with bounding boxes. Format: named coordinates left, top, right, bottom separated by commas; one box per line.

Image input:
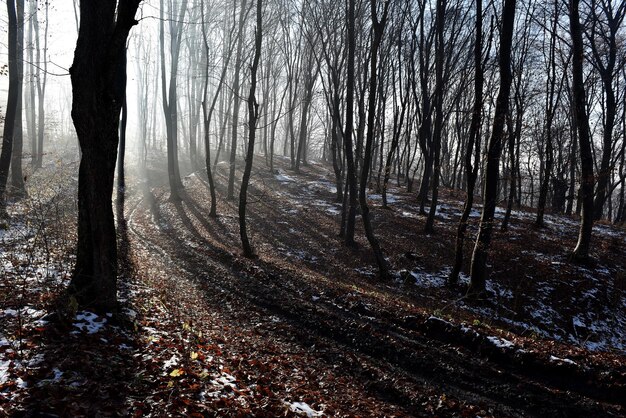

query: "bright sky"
left=1, top=1, right=159, bottom=156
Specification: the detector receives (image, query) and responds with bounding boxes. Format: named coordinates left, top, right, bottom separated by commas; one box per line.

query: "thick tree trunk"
left=68, top=0, right=140, bottom=312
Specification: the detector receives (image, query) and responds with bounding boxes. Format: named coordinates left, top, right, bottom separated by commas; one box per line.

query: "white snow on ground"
left=409, top=269, right=447, bottom=287
left=211, top=372, right=237, bottom=389
left=311, top=200, right=342, bottom=215
left=487, top=336, right=516, bottom=349
left=307, top=180, right=338, bottom=194
left=275, top=171, right=296, bottom=183
left=0, top=360, right=10, bottom=385
left=288, top=401, right=323, bottom=417
left=278, top=247, right=318, bottom=263
left=1, top=307, right=46, bottom=319
left=400, top=204, right=626, bottom=353
left=72, top=311, right=108, bottom=334
left=550, top=355, right=577, bottom=365
left=199, top=372, right=239, bottom=400
left=368, top=193, right=398, bottom=204
left=163, top=354, right=180, bottom=370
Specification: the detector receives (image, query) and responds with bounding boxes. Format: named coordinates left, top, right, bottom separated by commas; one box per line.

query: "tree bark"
left=449, top=0, right=484, bottom=285
left=359, top=0, right=391, bottom=280
left=227, top=0, right=249, bottom=200
left=569, top=0, right=595, bottom=261
left=239, top=0, right=262, bottom=258
left=342, top=0, right=358, bottom=247
left=468, top=0, right=516, bottom=296
left=0, top=0, right=19, bottom=217
left=10, top=0, right=26, bottom=197
left=69, top=0, right=140, bottom=312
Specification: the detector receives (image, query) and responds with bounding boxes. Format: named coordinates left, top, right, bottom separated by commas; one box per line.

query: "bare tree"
left=449, top=0, right=485, bottom=285
left=0, top=0, right=19, bottom=217
left=569, top=0, right=595, bottom=261
left=359, top=0, right=392, bottom=280
left=69, top=0, right=141, bottom=311
left=160, top=0, right=188, bottom=201
left=9, top=0, right=26, bottom=197
left=468, top=0, right=516, bottom=296
left=227, top=0, right=251, bottom=200
left=587, top=0, right=626, bottom=220
left=239, top=0, right=263, bottom=257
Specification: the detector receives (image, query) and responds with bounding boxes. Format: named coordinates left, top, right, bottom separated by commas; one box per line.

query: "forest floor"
left=1, top=154, right=625, bottom=417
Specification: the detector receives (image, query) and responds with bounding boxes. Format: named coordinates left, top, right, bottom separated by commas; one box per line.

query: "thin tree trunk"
left=449, top=0, right=484, bottom=285
left=0, top=0, right=19, bottom=216
left=239, top=0, right=262, bottom=258
left=359, top=0, right=391, bottom=280
left=10, top=0, right=26, bottom=197
left=468, top=0, right=516, bottom=296
left=569, top=0, right=594, bottom=261
left=342, top=0, right=358, bottom=246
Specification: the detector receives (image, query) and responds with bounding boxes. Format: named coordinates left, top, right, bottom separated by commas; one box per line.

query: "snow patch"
left=486, top=336, right=515, bottom=349
left=288, top=401, right=323, bottom=417
left=275, top=171, right=295, bottom=183
left=549, top=355, right=577, bottom=366
left=73, top=311, right=107, bottom=334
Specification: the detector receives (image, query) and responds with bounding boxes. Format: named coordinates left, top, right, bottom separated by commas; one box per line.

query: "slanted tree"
left=468, top=0, right=516, bottom=296
left=69, top=0, right=141, bottom=311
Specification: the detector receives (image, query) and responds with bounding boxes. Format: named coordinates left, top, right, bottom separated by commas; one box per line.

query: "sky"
left=0, top=1, right=157, bottom=158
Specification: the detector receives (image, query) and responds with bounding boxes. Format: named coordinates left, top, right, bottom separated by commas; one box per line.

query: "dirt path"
left=122, top=162, right=624, bottom=417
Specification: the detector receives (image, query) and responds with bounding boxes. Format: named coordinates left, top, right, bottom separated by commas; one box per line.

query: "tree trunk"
left=239, top=0, right=262, bottom=258
left=10, top=0, right=26, bottom=197
left=468, top=0, right=516, bottom=296
left=359, top=0, right=391, bottom=280
left=35, top=0, right=48, bottom=169
left=69, top=0, right=140, bottom=312
left=424, top=0, right=446, bottom=233
left=569, top=0, right=595, bottom=261
left=228, top=0, right=249, bottom=200
left=0, top=0, right=19, bottom=216
left=342, top=0, right=358, bottom=247
left=449, top=0, right=483, bottom=285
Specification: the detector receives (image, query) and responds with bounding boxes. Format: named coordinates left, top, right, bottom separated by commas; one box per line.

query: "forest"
left=0, top=0, right=625, bottom=415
